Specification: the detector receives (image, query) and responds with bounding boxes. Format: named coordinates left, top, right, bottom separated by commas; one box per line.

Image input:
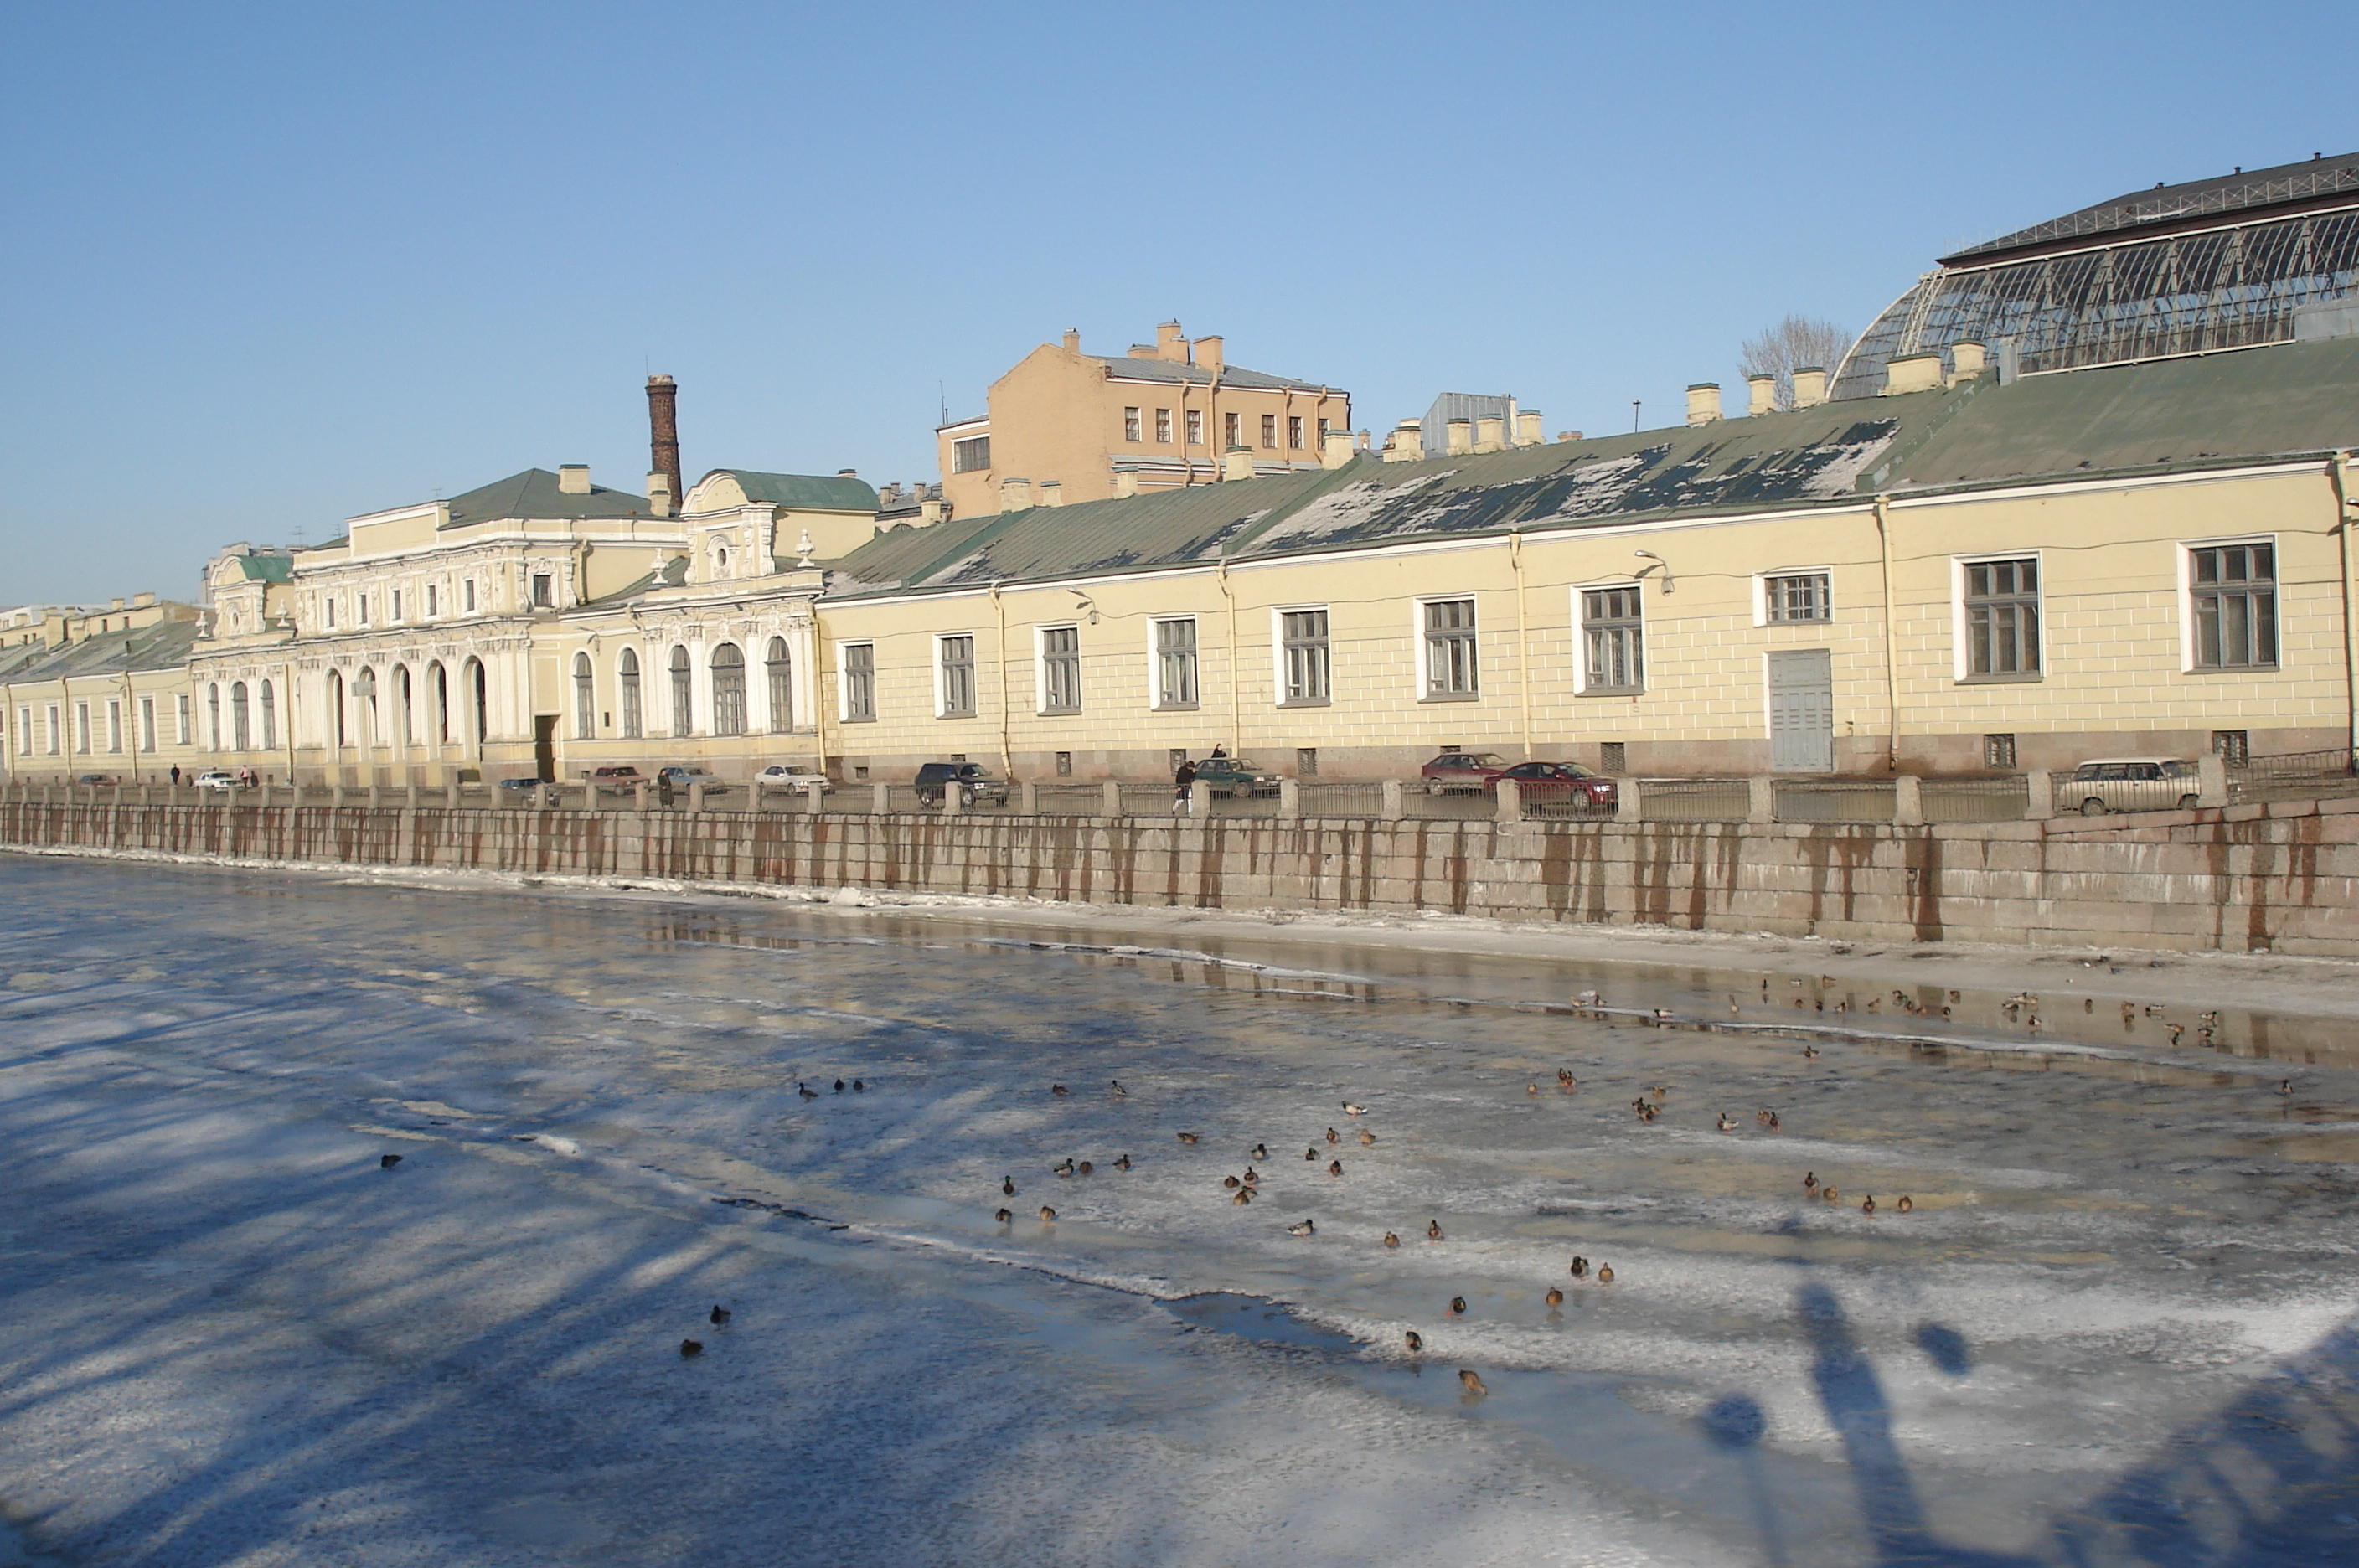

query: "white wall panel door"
left=1768, top=649, right=1833, bottom=773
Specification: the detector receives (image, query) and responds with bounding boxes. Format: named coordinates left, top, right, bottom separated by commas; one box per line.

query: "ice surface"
left=3, top=851, right=2359, bottom=1565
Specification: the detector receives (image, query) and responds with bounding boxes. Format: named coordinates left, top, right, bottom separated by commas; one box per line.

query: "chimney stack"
left=1882, top=353, right=1943, bottom=395
left=646, top=374, right=683, bottom=511
left=1194, top=334, right=1223, bottom=372
left=1062, top=328, right=1081, bottom=353
left=1113, top=469, right=1139, bottom=497
left=1791, top=367, right=1826, bottom=408
left=1474, top=415, right=1506, bottom=453
left=1000, top=477, right=1035, bottom=510
left=559, top=464, right=592, bottom=494
left=1747, top=375, right=1777, bottom=416
left=1445, top=418, right=1474, bottom=455
left=1685, top=384, right=1722, bottom=426
left=1949, top=341, right=1986, bottom=383
left=647, top=472, right=674, bottom=518
left=1039, top=480, right=1063, bottom=507
left=1156, top=320, right=1189, bottom=362
left=1515, top=410, right=1544, bottom=446
left=1321, top=427, right=1356, bottom=468
left=1221, top=445, right=1255, bottom=482
left=1382, top=419, right=1422, bottom=462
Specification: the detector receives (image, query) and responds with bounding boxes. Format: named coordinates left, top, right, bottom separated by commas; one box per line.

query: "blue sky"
left=3, top=0, right=2351, bottom=605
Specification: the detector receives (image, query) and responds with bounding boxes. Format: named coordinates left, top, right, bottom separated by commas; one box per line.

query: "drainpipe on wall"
left=1217, top=554, right=1241, bottom=757
left=1873, top=494, right=1902, bottom=773
left=810, top=606, right=830, bottom=779
left=1510, top=529, right=1535, bottom=761
left=991, top=580, right=1013, bottom=778
left=2336, top=452, right=2357, bottom=754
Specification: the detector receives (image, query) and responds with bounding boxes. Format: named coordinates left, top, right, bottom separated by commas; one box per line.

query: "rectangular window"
left=16, top=706, right=28, bottom=758
left=842, top=643, right=875, bottom=721
left=358, top=593, right=369, bottom=625
left=1260, top=414, right=1278, bottom=449
left=1155, top=408, right=1173, bottom=444
left=141, top=698, right=156, bottom=752
left=1040, top=626, right=1081, bottom=713
left=952, top=436, right=992, bottom=473
left=391, top=589, right=403, bottom=622
left=2191, top=542, right=2276, bottom=669
left=324, top=598, right=336, bottom=628
left=1224, top=411, right=1241, bottom=449
left=75, top=702, right=90, bottom=753
left=1288, top=415, right=1304, bottom=451
left=1983, top=733, right=2017, bottom=769
left=1598, top=741, right=1627, bottom=773
left=175, top=694, right=191, bottom=745
left=1964, top=557, right=2041, bottom=677
left=1154, top=618, right=1199, bottom=708
left=1055, top=750, right=1073, bottom=777
left=531, top=574, right=553, bottom=609
left=1186, top=410, right=1204, bottom=446
left=463, top=579, right=477, bottom=613
left=106, top=700, right=122, bottom=753
left=1582, top=586, right=1644, bottom=691
left=1423, top=597, right=1479, bottom=698
left=1764, top=571, right=1831, bottom=623
left=1281, top=609, right=1330, bottom=704
left=426, top=583, right=438, bottom=616
left=1296, top=746, right=1318, bottom=777
left=1124, top=407, right=1143, bottom=443
left=45, top=704, right=60, bottom=755
left=939, top=635, right=976, bottom=717
left=2212, top=730, right=2250, bottom=764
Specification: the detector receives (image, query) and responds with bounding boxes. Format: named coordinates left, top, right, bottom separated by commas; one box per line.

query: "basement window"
left=1056, top=750, right=1072, bottom=776
left=2211, top=730, right=2249, bottom=764
left=1983, top=733, right=2017, bottom=769
left=1599, top=741, right=1626, bottom=773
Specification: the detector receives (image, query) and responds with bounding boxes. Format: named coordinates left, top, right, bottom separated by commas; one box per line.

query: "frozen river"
left=3, top=852, right=2357, bottom=1566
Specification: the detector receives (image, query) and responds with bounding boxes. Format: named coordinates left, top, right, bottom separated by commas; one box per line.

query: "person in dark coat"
left=1172, top=758, right=1197, bottom=815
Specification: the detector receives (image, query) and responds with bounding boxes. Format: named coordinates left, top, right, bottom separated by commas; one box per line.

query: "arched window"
left=353, top=668, right=379, bottom=749
left=669, top=646, right=693, bottom=736
left=573, top=652, right=596, bottom=739
left=710, top=644, right=746, bottom=736
left=428, top=663, right=448, bottom=744
left=230, top=682, right=250, bottom=750
left=618, top=649, right=642, bottom=739
left=395, top=666, right=413, bottom=744
left=208, top=683, right=222, bottom=750
left=766, top=637, right=792, bottom=733
left=327, top=669, right=346, bottom=748
left=465, top=658, right=488, bottom=745
left=258, top=679, right=276, bottom=750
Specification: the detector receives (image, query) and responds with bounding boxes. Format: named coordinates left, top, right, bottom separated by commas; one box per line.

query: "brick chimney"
left=646, top=374, right=683, bottom=511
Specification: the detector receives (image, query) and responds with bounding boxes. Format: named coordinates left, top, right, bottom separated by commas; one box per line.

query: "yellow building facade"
left=937, top=321, right=1351, bottom=519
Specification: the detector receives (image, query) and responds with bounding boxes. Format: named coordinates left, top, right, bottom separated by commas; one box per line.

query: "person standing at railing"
left=1172, top=757, right=1197, bottom=816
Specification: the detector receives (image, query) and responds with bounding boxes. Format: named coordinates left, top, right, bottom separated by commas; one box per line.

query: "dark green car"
left=1192, top=757, right=1280, bottom=797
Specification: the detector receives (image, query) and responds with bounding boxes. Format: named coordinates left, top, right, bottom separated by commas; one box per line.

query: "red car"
left=1420, top=750, right=1511, bottom=795
left=1481, top=761, right=1618, bottom=811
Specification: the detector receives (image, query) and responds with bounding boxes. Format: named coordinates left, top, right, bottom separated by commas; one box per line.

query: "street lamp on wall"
left=1632, top=549, right=1675, bottom=594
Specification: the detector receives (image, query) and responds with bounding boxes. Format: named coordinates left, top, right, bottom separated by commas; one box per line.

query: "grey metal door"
left=1768, top=649, right=1833, bottom=772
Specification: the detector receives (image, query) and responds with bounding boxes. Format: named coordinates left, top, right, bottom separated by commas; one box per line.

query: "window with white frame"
left=710, top=644, right=746, bottom=735
left=1186, top=410, right=1204, bottom=446
left=2189, top=540, right=2276, bottom=669
left=1123, top=407, right=1143, bottom=443
left=1582, top=585, right=1644, bottom=691
left=75, top=702, right=91, bottom=753
left=938, top=634, right=977, bottom=717
left=18, top=706, right=31, bottom=757
left=1260, top=414, right=1278, bottom=450
left=1422, top=598, right=1479, bottom=698
left=1154, top=408, right=1172, bottom=444
left=391, top=589, right=404, bottom=622
left=140, top=697, right=155, bottom=752
left=618, top=649, right=642, bottom=739
left=669, top=646, right=694, bottom=735
left=1288, top=415, right=1304, bottom=451
left=1154, top=618, right=1198, bottom=708
left=1040, top=626, right=1081, bottom=713
left=1223, top=411, right=1241, bottom=448
left=841, top=642, right=876, bottom=721
left=426, top=582, right=438, bottom=616
left=952, top=436, right=991, bottom=473
left=358, top=593, right=369, bottom=625
left=174, top=694, right=190, bottom=745
left=463, top=579, right=477, bottom=613
left=107, top=699, right=122, bottom=753
left=324, top=597, right=336, bottom=628
left=1763, top=571, right=1830, bottom=623
left=45, top=704, right=60, bottom=755
left=1963, top=556, right=2041, bottom=678
left=1280, top=608, right=1330, bottom=704
left=766, top=638, right=792, bottom=733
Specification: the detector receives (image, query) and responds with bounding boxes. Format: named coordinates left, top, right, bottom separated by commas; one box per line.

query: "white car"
left=754, top=765, right=834, bottom=794
left=190, top=770, right=240, bottom=792
left=2062, top=757, right=2202, bottom=815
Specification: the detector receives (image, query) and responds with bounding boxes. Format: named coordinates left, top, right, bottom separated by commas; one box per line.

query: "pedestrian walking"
left=1171, top=757, right=1197, bottom=816
left=658, top=773, right=676, bottom=808
left=169, top=765, right=181, bottom=786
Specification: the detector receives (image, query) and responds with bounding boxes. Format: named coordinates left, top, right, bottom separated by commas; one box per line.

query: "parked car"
left=914, top=761, right=1008, bottom=807
left=1421, top=750, right=1511, bottom=794
left=497, top=776, right=549, bottom=796
left=74, top=772, right=119, bottom=787
left=754, top=764, right=834, bottom=795
left=586, top=765, right=644, bottom=786
left=191, top=769, right=239, bottom=792
left=656, top=766, right=730, bottom=797
left=2062, top=757, right=2202, bottom=815
left=1482, top=760, right=1618, bottom=811
left=1191, top=756, right=1281, bottom=797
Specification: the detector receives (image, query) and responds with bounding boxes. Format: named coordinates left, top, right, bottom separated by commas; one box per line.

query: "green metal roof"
left=710, top=470, right=878, bottom=513
left=238, top=553, right=294, bottom=582
left=441, top=468, right=657, bottom=527
left=824, top=337, right=2359, bottom=601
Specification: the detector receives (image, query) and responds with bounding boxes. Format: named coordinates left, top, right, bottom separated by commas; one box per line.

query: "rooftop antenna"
left=1632, top=400, right=1642, bottom=433
left=938, top=381, right=948, bottom=427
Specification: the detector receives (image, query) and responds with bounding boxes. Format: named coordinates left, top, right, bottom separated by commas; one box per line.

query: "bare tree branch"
left=1738, top=316, right=1853, bottom=410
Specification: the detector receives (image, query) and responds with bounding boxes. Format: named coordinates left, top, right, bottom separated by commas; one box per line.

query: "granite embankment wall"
left=5, top=798, right=2356, bottom=957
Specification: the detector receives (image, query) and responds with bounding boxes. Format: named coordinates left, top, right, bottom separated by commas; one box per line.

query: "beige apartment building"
left=936, top=321, right=1351, bottom=519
